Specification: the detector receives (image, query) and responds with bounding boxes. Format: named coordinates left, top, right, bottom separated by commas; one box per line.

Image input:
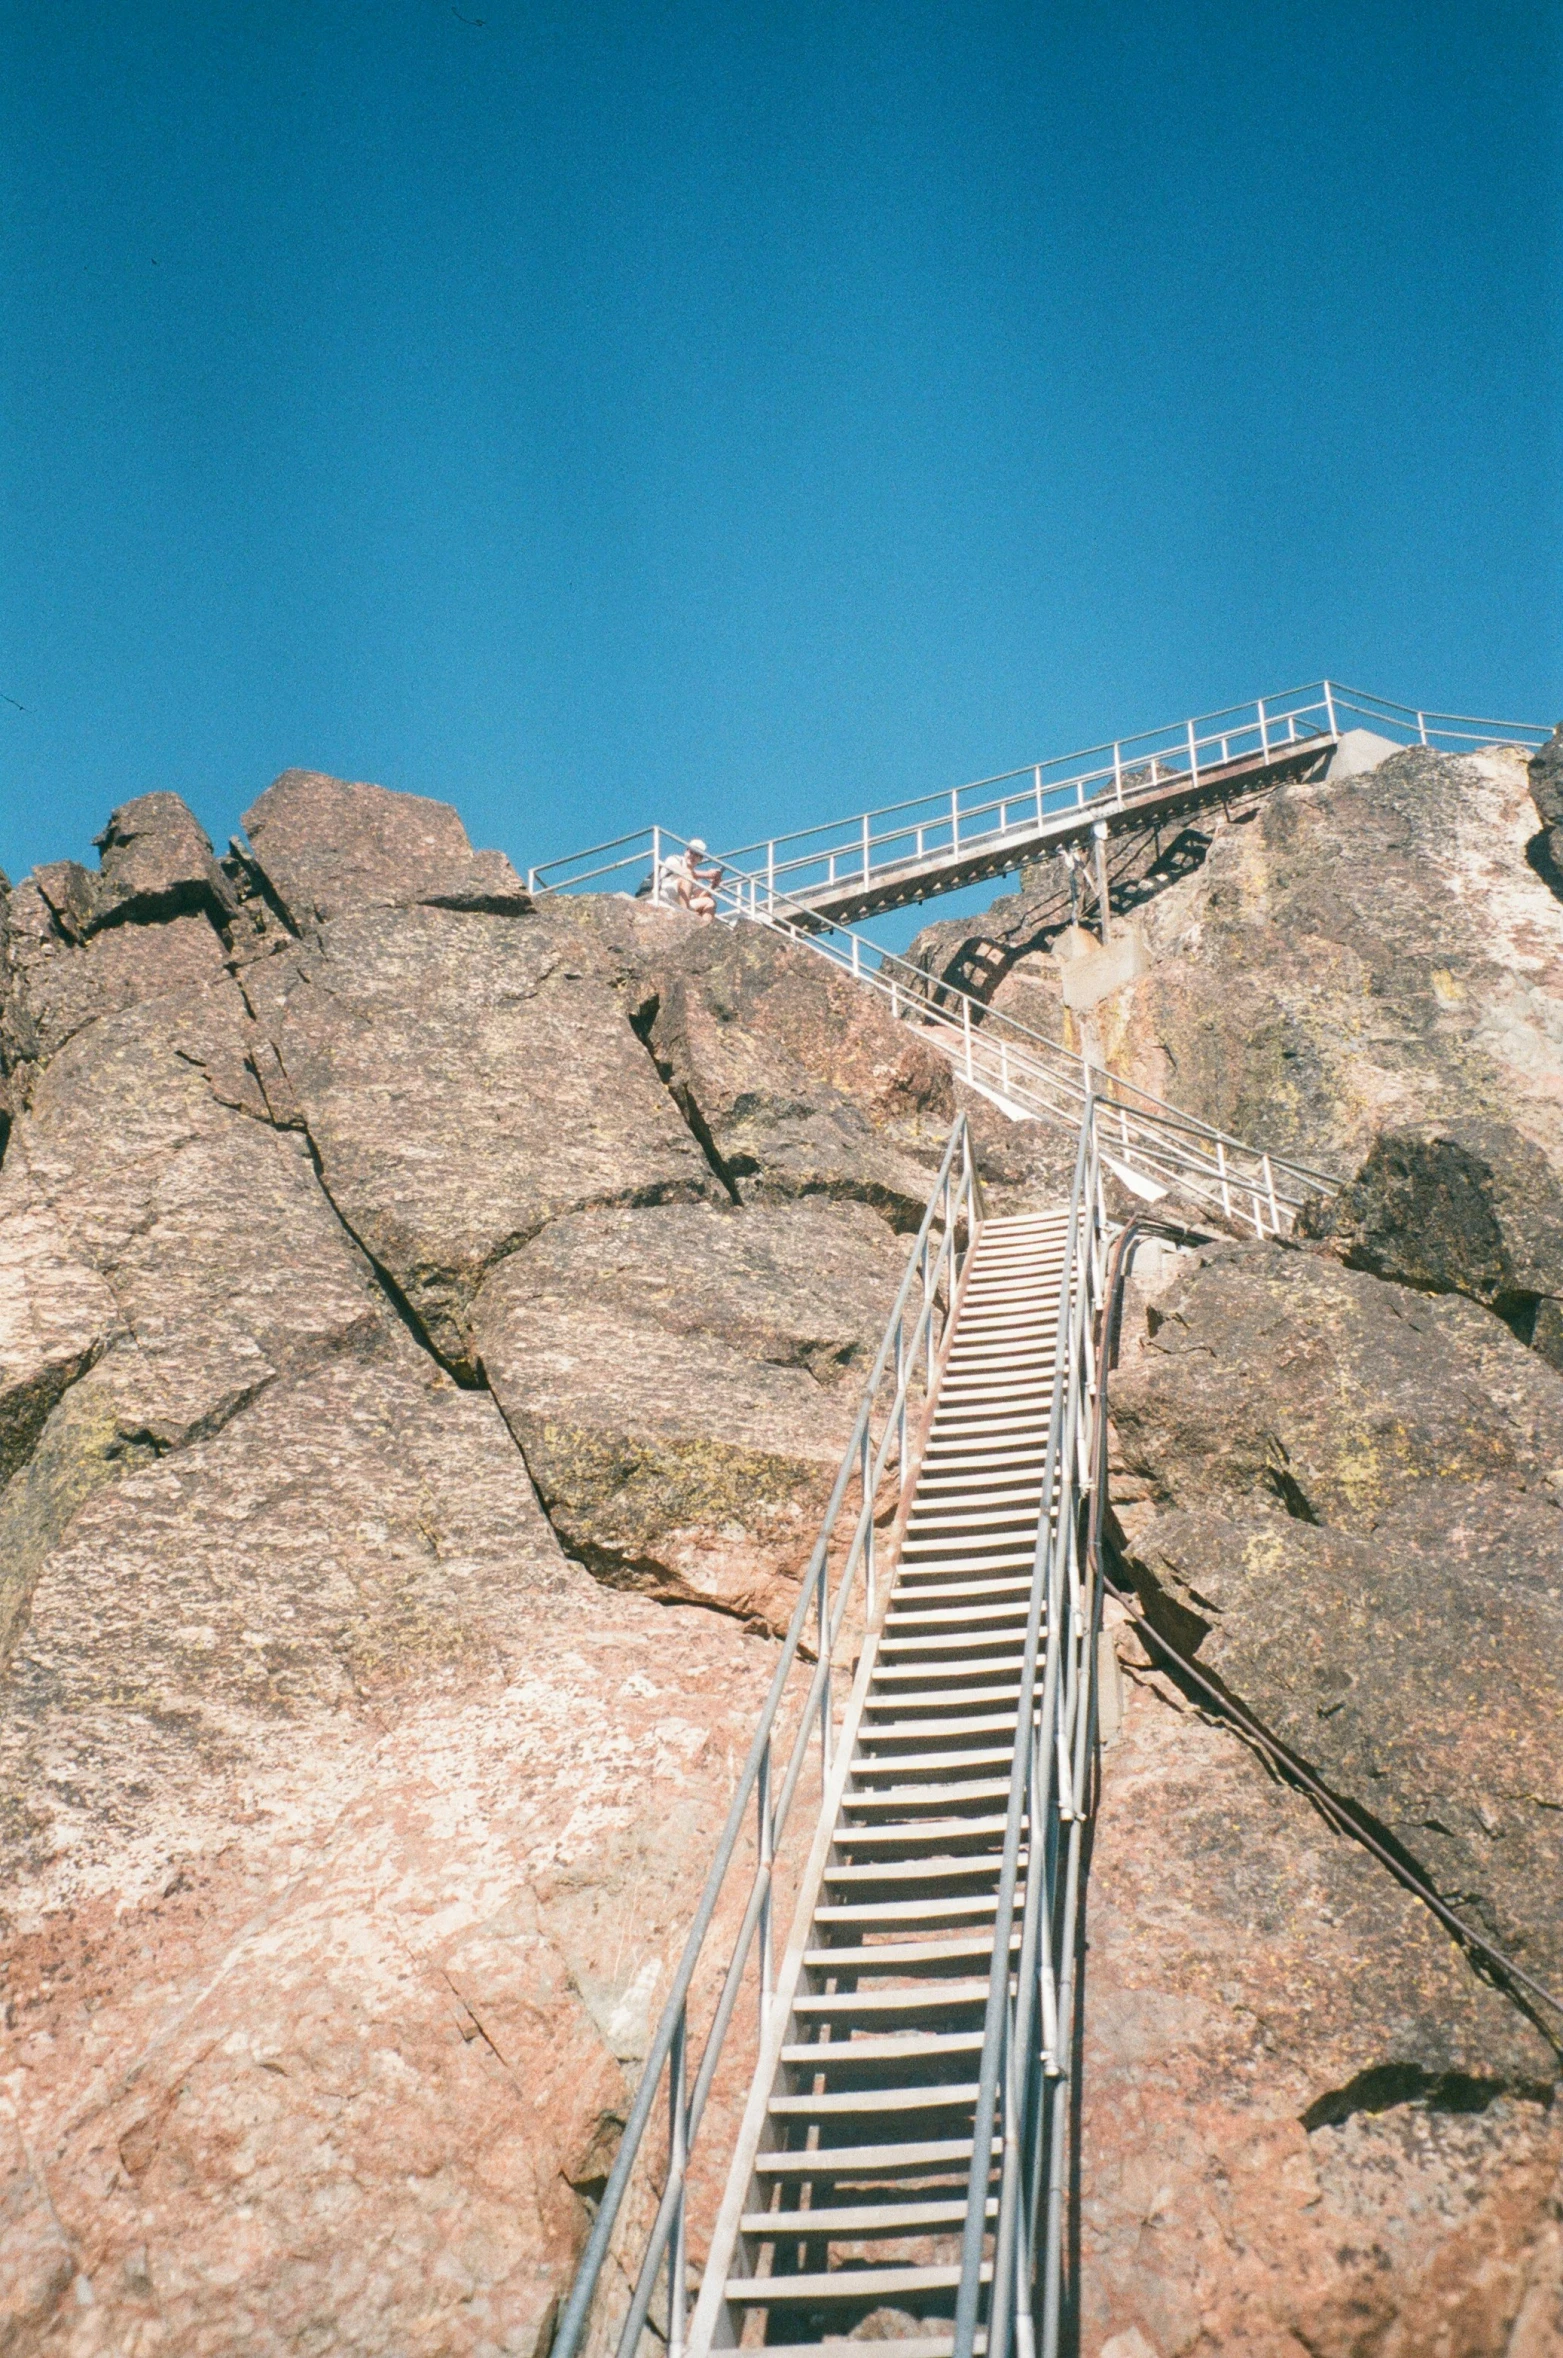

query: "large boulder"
left=1300, top=1117, right=1563, bottom=1366
left=1528, top=723, right=1563, bottom=879
left=1110, top=1240, right=1563, bottom=1995
left=241, top=767, right=530, bottom=930
left=473, top=1197, right=909, bottom=1626
left=92, top=791, right=235, bottom=927
left=639, top=914, right=953, bottom=1225
left=239, top=902, right=721, bottom=1376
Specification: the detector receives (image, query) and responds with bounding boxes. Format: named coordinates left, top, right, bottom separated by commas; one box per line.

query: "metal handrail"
left=553, top=1115, right=984, bottom=2358
left=952, top=1091, right=1108, bottom=2358
left=526, top=680, right=1552, bottom=904
left=690, top=868, right=1336, bottom=1234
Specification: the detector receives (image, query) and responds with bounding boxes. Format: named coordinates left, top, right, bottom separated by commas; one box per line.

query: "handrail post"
left=766, top=839, right=775, bottom=912
left=757, top=1742, right=774, bottom=2018
left=861, top=1425, right=875, bottom=1620
left=862, top=811, right=872, bottom=883
left=1417, top=710, right=1428, bottom=746
left=1324, top=680, right=1338, bottom=737
left=668, top=2006, right=688, bottom=2358
left=1256, top=696, right=1268, bottom=760
left=962, top=994, right=974, bottom=1078
left=951, top=788, right=960, bottom=855
left=1034, top=763, right=1044, bottom=833
left=651, top=825, right=662, bottom=906
left=817, top=1571, right=831, bottom=1777
left=1113, top=741, right=1123, bottom=806
left=1186, top=716, right=1200, bottom=791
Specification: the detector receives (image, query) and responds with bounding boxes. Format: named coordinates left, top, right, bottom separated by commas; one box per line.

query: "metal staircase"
left=555, top=1111, right=1111, bottom=2358
left=703, top=1209, right=1070, bottom=2354
left=536, top=689, right=1553, bottom=2353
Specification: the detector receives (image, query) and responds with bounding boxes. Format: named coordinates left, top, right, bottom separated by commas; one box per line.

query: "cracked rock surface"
left=1111, top=1239, right=1563, bottom=1995
left=4, top=756, right=1563, bottom=2356
left=475, top=1198, right=911, bottom=1627
left=0, top=773, right=950, bottom=2357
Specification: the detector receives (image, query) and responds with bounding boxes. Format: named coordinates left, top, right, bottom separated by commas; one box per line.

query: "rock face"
left=1300, top=1117, right=1563, bottom=1366
left=1092, top=745, right=1563, bottom=1186
left=1528, top=724, right=1563, bottom=882
left=1111, top=1240, right=1563, bottom=1995
left=240, top=767, right=531, bottom=926
left=474, top=1198, right=910, bottom=1626
left=4, top=747, right=1562, bottom=2356
left=1082, top=1641, right=1563, bottom=2358
left=0, top=772, right=947, bottom=2357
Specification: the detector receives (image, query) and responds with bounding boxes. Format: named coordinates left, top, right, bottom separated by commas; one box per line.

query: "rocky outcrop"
left=1110, top=1239, right=1563, bottom=1997
left=0, top=770, right=942, bottom=2356
left=474, top=1198, right=908, bottom=1625
left=1089, top=745, right=1563, bottom=1187
left=637, top=914, right=953, bottom=1224
left=239, top=767, right=531, bottom=927
left=1528, top=723, right=1563, bottom=884
left=1083, top=1641, right=1563, bottom=2357
left=236, top=901, right=718, bottom=1376
left=1299, top=1118, right=1563, bottom=1366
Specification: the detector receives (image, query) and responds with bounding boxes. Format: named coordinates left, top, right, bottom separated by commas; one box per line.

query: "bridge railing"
left=525, top=682, right=1551, bottom=911
left=552, top=1118, right=983, bottom=2358
left=708, top=877, right=1337, bottom=1234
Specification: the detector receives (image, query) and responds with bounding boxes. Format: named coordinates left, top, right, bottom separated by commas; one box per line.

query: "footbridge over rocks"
left=542, top=686, right=1560, bottom=2358
left=531, top=680, right=1551, bottom=1241
left=530, top=680, right=1550, bottom=930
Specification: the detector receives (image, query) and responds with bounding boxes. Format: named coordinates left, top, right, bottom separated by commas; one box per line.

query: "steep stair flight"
left=704, top=1210, right=1071, bottom=2355
left=554, top=1115, right=1110, bottom=2358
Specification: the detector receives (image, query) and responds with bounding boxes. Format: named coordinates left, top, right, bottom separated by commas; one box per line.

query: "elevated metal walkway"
left=529, top=681, right=1549, bottom=926
left=555, top=1114, right=1111, bottom=2358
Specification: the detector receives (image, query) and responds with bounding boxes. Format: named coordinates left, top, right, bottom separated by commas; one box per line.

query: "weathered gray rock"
left=1529, top=723, right=1563, bottom=879
left=1111, top=1240, right=1563, bottom=1992
left=1300, top=1117, right=1563, bottom=1366
left=242, top=902, right=720, bottom=1374
left=1, top=886, right=231, bottom=1080
left=241, top=767, right=529, bottom=930
left=474, top=1197, right=909, bottom=1625
left=8, top=980, right=387, bottom=1451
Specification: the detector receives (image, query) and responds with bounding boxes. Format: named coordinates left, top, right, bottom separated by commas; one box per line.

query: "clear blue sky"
left=3, top=1, right=1560, bottom=892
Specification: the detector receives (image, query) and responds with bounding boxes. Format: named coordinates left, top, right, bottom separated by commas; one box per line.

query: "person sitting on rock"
left=674, top=839, right=724, bottom=919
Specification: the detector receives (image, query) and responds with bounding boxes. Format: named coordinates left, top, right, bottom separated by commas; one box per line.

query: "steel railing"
left=723, top=884, right=1337, bottom=1234
left=553, top=1116, right=984, bottom=2358
left=527, top=782, right=1339, bottom=1233
left=526, top=680, right=1552, bottom=911
left=953, top=1087, right=1110, bottom=2358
